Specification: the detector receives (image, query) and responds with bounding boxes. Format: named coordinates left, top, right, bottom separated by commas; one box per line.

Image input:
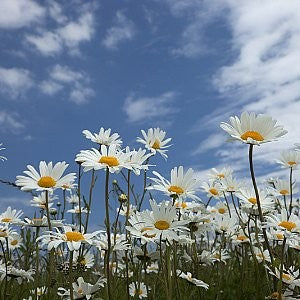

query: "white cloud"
left=25, top=31, right=62, bottom=56
left=58, top=12, right=94, bottom=48
left=123, top=91, right=178, bottom=123
left=164, top=0, right=226, bottom=58
left=50, top=65, right=84, bottom=83
left=0, top=0, right=45, bottom=29
left=25, top=11, right=95, bottom=56
left=0, top=67, right=33, bottom=98
left=47, top=1, right=68, bottom=24
left=70, top=86, right=94, bottom=105
left=102, top=11, right=136, bottom=49
left=192, top=0, right=300, bottom=180
left=0, top=110, right=25, bottom=133
left=39, top=80, right=63, bottom=95
left=192, top=133, right=225, bottom=155
left=40, top=64, right=94, bottom=105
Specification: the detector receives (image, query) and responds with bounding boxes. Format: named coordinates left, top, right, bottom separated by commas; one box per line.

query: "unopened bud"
left=118, top=193, right=128, bottom=203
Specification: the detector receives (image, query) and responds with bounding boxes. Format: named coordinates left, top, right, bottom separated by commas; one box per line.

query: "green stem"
left=104, top=167, right=112, bottom=300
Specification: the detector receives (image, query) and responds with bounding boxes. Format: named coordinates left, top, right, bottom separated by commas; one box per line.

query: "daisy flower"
left=177, top=271, right=209, bottom=289
left=24, top=216, right=64, bottom=228
left=236, top=187, right=274, bottom=213
left=67, top=193, right=80, bottom=204
left=220, top=112, right=287, bottom=145
left=126, top=211, right=157, bottom=244
left=270, top=179, right=298, bottom=197
left=0, top=207, right=23, bottom=224
left=221, top=175, right=243, bottom=193
left=148, top=166, right=201, bottom=201
left=265, top=209, right=299, bottom=234
left=95, top=233, right=130, bottom=252
left=75, top=145, right=131, bottom=173
left=252, top=247, right=271, bottom=263
left=268, top=266, right=300, bottom=288
left=139, top=200, right=189, bottom=241
left=137, top=128, right=171, bottom=159
left=0, top=143, right=7, bottom=161
left=125, top=147, right=152, bottom=175
left=58, top=277, right=106, bottom=300
left=30, top=192, right=57, bottom=209
left=8, top=233, right=23, bottom=250
left=67, top=205, right=89, bottom=214
left=129, top=282, right=148, bottom=299
left=82, top=127, right=122, bottom=147
left=277, top=150, right=300, bottom=169
left=15, top=161, right=76, bottom=192
left=208, top=166, right=233, bottom=182
left=201, top=181, right=224, bottom=199
left=73, top=250, right=94, bottom=269
left=38, top=226, right=99, bottom=251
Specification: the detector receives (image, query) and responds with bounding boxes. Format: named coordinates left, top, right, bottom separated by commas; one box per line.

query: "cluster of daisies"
left=0, top=111, right=299, bottom=300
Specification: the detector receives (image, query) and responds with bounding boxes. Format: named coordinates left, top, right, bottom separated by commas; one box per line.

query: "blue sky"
left=1, top=0, right=300, bottom=226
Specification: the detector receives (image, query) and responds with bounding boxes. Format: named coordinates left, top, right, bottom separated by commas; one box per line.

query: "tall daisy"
left=75, top=145, right=131, bottom=173
left=140, top=200, right=189, bottom=241
left=220, top=112, right=287, bottom=145
left=82, top=127, right=122, bottom=147
left=137, top=128, right=171, bottom=159
left=276, top=150, right=300, bottom=169
left=15, top=161, right=76, bottom=192
left=37, top=226, right=100, bottom=251
left=148, top=166, right=201, bottom=201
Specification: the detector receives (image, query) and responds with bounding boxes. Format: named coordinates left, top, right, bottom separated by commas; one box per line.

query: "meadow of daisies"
left=0, top=112, right=299, bottom=300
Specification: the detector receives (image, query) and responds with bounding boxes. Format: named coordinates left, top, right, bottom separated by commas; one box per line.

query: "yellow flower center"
left=154, top=220, right=170, bottom=230
left=275, top=233, right=284, bottom=240
left=10, top=240, right=18, bottom=246
left=279, top=189, right=289, bottom=195
left=241, top=131, right=264, bottom=141
left=151, top=139, right=160, bottom=149
left=218, top=208, right=226, bottom=214
left=65, top=231, right=85, bottom=242
left=209, top=188, right=219, bottom=196
left=248, top=197, right=257, bottom=205
left=38, top=176, right=56, bottom=188
left=0, top=230, right=7, bottom=237
left=288, top=161, right=296, bottom=166
left=141, top=227, right=156, bottom=238
left=278, top=221, right=296, bottom=231
left=270, top=292, right=280, bottom=299
left=213, top=254, right=221, bottom=259
left=282, top=273, right=291, bottom=281
left=135, top=289, right=143, bottom=296
left=217, top=173, right=225, bottom=179
left=78, top=288, right=83, bottom=295
left=168, top=185, right=184, bottom=194
left=257, top=253, right=264, bottom=259
left=80, top=259, right=86, bottom=265
left=1, top=218, right=12, bottom=223
left=237, top=235, right=248, bottom=241
left=99, top=156, right=119, bottom=167
left=181, top=202, right=188, bottom=209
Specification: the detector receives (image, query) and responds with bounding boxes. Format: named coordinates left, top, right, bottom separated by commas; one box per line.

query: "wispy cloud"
left=0, top=110, right=25, bottom=133
left=0, top=67, right=33, bottom=98
left=123, top=91, right=178, bottom=124
left=25, top=11, right=95, bottom=56
left=192, top=0, right=300, bottom=179
left=0, top=0, right=45, bottom=29
left=40, top=64, right=94, bottom=104
left=163, top=0, right=226, bottom=58
left=102, top=11, right=136, bottom=49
